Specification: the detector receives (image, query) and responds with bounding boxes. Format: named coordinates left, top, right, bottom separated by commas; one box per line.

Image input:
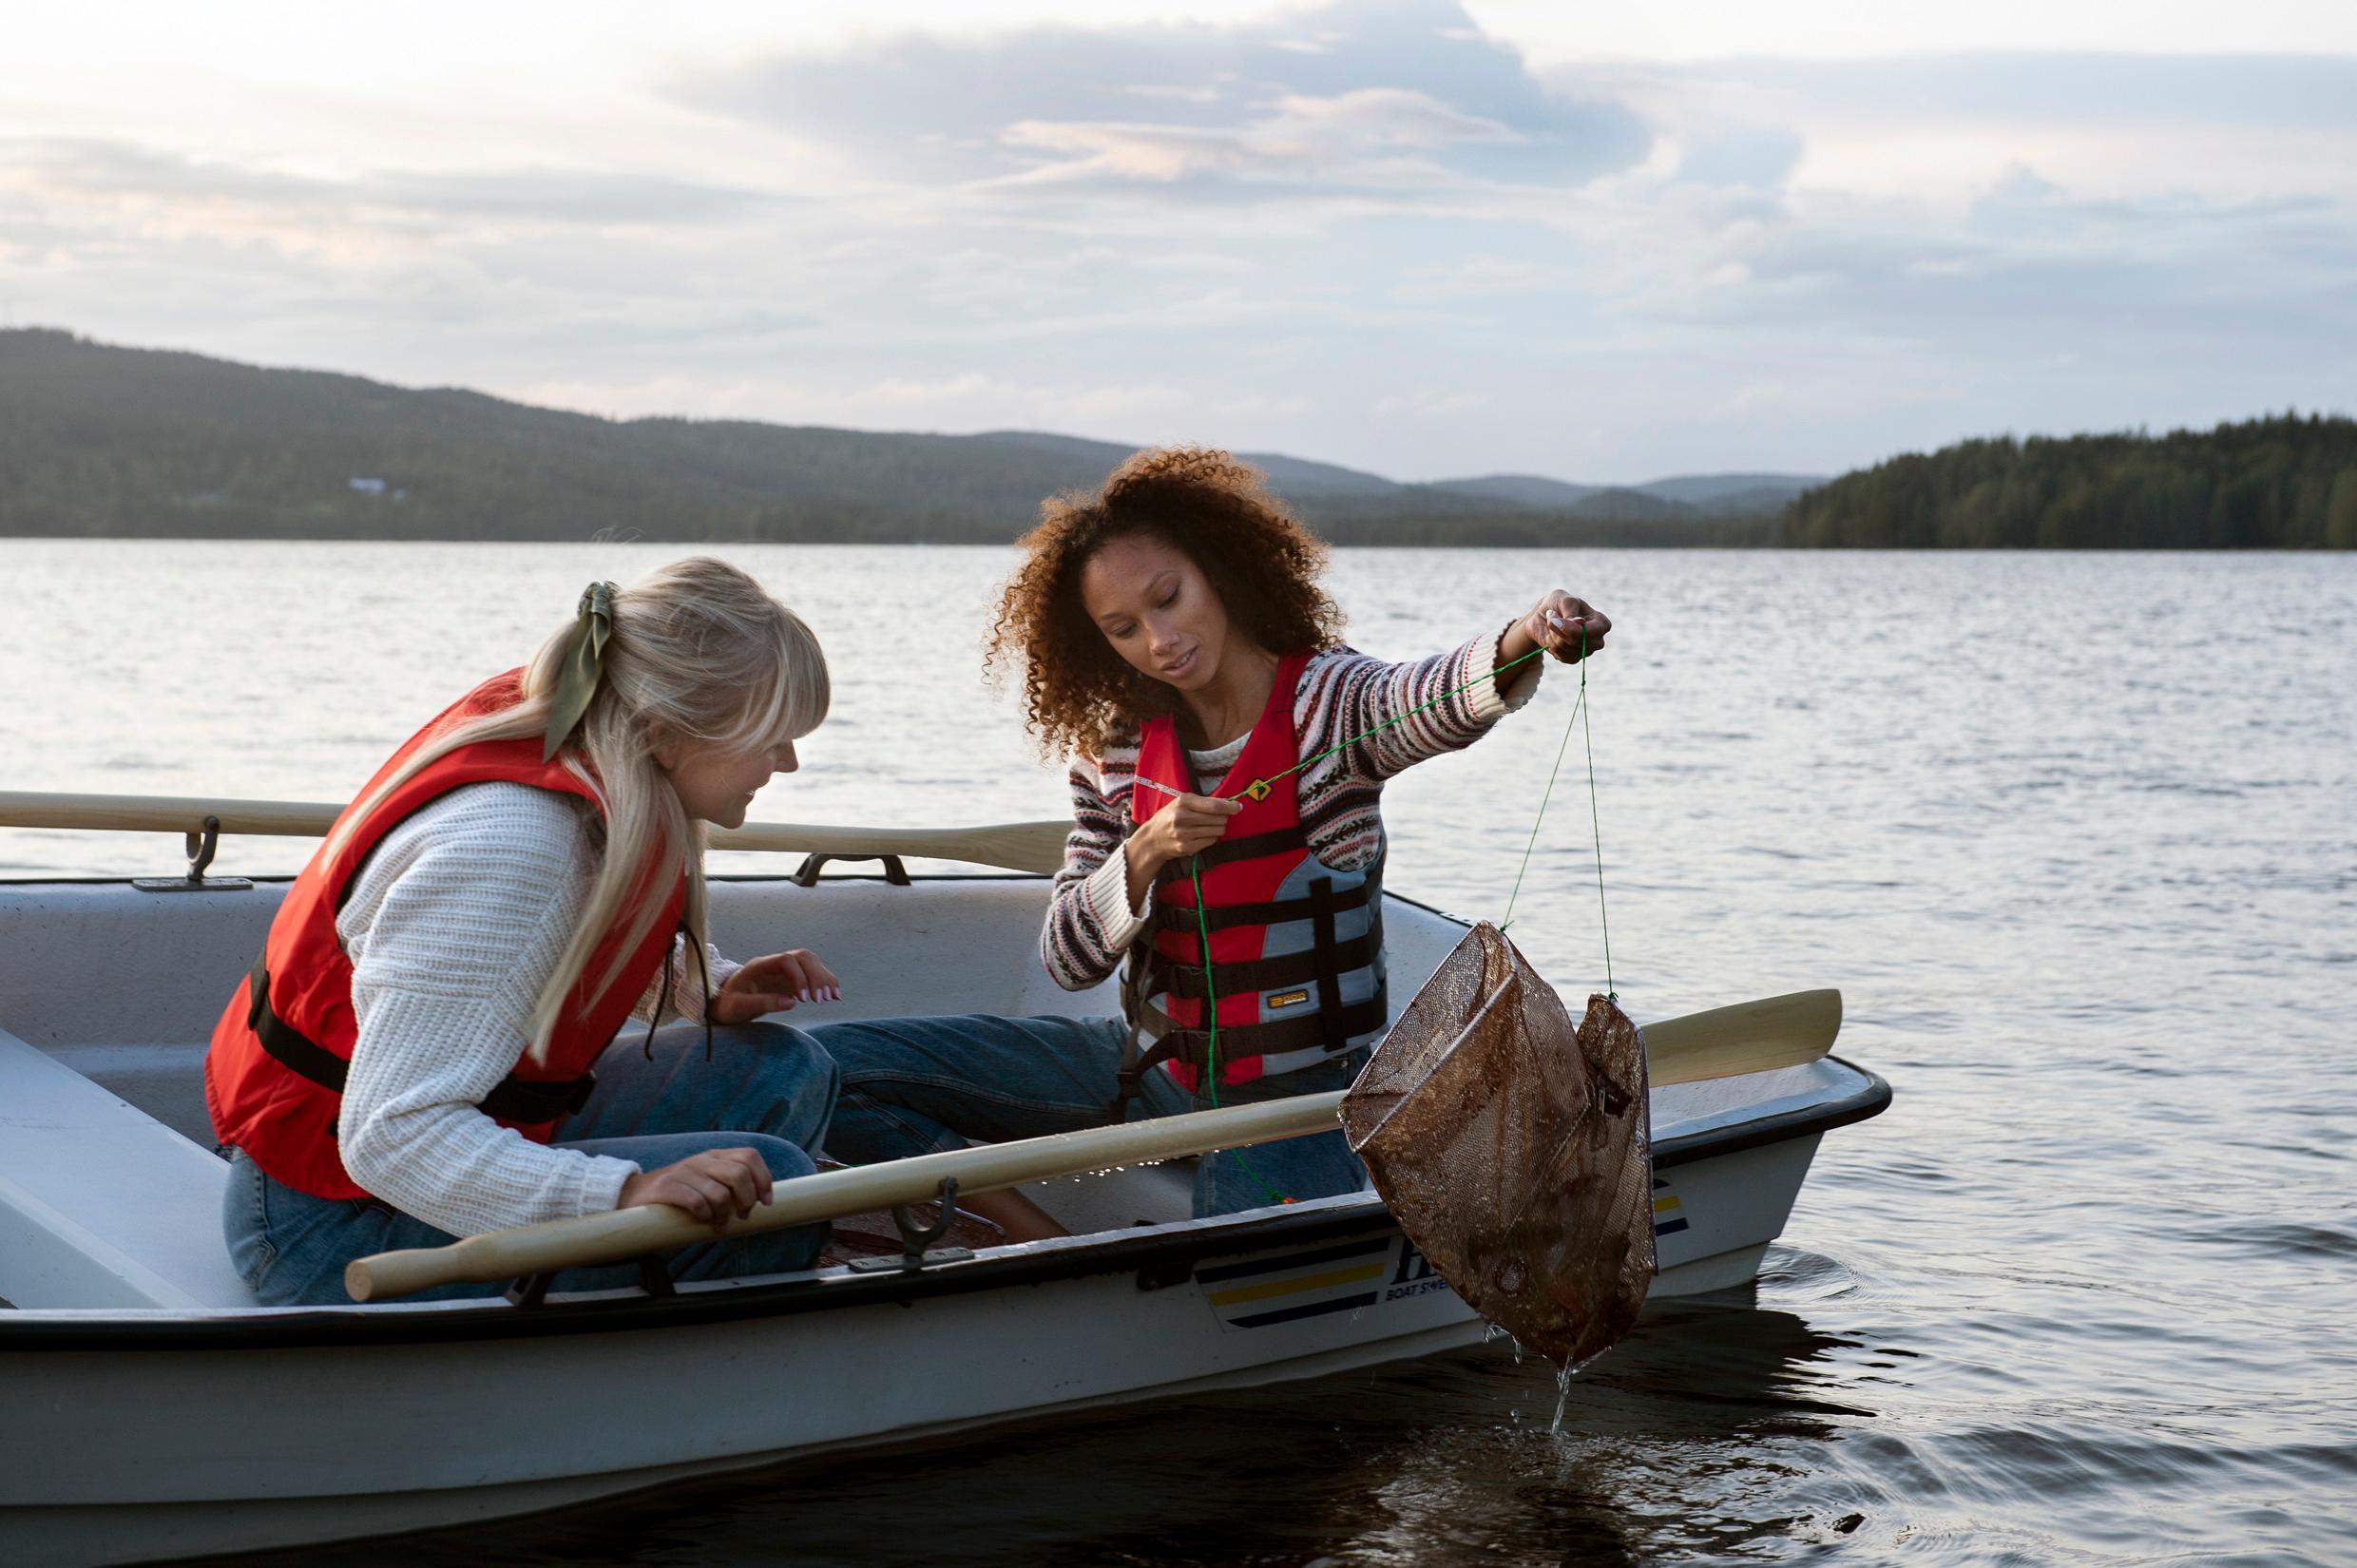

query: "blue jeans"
left=222, top=1021, right=841, bottom=1306
left=811, top=1013, right=1367, bottom=1217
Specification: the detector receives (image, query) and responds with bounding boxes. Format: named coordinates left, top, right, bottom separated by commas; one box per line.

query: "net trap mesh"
left=1341, top=922, right=1655, bottom=1367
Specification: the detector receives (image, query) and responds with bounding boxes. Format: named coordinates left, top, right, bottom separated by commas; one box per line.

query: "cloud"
left=10, top=137, right=785, bottom=228
left=1642, top=167, right=2357, bottom=376
left=1692, top=51, right=2357, bottom=136
left=1672, top=126, right=1804, bottom=190
left=1374, top=387, right=1491, bottom=415
left=998, top=120, right=1255, bottom=184
left=1268, top=86, right=1523, bottom=149
left=1391, top=257, right=1563, bottom=297
left=4, top=0, right=2353, bottom=484
left=991, top=86, right=1523, bottom=196
left=672, top=0, right=1650, bottom=194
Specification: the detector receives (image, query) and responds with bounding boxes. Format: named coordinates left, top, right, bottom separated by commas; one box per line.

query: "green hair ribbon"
left=542, top=581, right=616, bottom=761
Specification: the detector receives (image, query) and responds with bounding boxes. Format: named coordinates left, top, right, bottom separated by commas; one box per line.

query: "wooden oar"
left=1639, top=986, right=1841, bottom=1080
left=0, top=790, right=1069, bottom=875
left=345, top=988, right=1842, bottom=1303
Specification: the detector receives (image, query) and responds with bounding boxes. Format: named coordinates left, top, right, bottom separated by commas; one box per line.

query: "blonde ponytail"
left=325, top=557, right=830, bottom=1058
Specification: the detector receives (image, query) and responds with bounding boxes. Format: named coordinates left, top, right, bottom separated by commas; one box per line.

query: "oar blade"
left=1343, top=923, right=1654, bottom=1367
left=1643, top=987, right=1841, bottom=1085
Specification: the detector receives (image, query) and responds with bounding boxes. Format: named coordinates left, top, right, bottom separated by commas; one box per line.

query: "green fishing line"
left=1232, top=646, right=1547, bottom=801
left=1500, top=683, right=1582, bottom=933
left=1503, top=625, right=1614, bottom=998
left=1188, top=851, right=1292, bottom=1208
left=1576, top=629, right=1615, bottom=999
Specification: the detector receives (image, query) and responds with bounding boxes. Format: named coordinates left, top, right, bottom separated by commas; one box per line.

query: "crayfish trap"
left=1341, top=922, right=1654, bottom=1367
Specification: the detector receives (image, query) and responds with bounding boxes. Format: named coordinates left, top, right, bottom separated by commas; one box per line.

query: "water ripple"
left=6, top=543, right=2352, bottom=1568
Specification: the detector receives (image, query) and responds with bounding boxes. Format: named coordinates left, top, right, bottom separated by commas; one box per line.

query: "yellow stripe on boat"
left=1204, top=1262, right=1389, bottom=1308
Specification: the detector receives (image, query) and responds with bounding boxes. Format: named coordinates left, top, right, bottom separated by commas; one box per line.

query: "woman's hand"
left=1121, top=787, right=1243, bottom=911
left=710, top=948, right=840, bottom=1023
left=1127, top=789, right=1244, bottom=880
left=1508, top=589, right=1612, bottom=665
left=618, top=1146, right=773, bottom=1228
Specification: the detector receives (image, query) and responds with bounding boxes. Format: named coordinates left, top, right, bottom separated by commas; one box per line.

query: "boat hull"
left=0, top=869, right=1888, bottom=1566
left=0, top=1126, right=1844, bottom=1568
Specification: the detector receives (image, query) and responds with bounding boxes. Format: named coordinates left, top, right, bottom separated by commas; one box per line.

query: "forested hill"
left=4, top=329, right=2347, bottom=546
left=0, top=330, right=1808, bottom=545
left=1777, top=416, right=2357, bottom=549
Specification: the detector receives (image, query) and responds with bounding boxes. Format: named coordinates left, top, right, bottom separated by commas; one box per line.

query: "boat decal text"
left=1197, top=1236, right=1459, bottom=1329
left=1383, top=1238, right=1454, bottom=1304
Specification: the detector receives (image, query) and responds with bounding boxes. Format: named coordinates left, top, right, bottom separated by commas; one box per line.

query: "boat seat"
left=0, top=1025, right=254, bottom=1310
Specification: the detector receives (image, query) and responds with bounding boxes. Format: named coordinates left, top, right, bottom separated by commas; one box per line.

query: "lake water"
left=4, top=542, right=2353, bottom=1566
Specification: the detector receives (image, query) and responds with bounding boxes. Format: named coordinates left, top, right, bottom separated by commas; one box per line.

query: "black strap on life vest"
left=1113, top=862, right=1389, bottom=1121
left=1153, top=824, right=1312, bottom=879
left=1131, top=991, right=1389, bottom=1062
left=1309, top=875, right=1351, bottom=1050
left=1146, top=878, right=1372, bottom=934
left=1143, top=929, right=1380, bottom=1002
left=245, top=959, right=596, bottom=1126
left=1110, top=988, right=1389, bottom=1119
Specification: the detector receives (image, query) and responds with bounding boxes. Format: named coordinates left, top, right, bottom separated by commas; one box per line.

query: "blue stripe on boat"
left=1230, top=1291, right=1384, bottom=1328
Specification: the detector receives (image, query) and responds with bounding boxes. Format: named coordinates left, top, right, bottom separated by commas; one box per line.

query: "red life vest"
left=1120, top=650, right=1389, bottom=1106
left=204, top=671, right=687, bottom=1202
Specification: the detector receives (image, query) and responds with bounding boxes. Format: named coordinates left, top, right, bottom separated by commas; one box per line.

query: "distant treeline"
left=1, top=329, right=2348, bottom=547
left=0, top=328, right=1766, bottom=546
left=1775, top=414, right=2357, bottom=549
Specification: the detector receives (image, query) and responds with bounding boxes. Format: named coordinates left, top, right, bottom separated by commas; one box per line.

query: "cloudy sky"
left=5, top=0, right=2353, bottom=481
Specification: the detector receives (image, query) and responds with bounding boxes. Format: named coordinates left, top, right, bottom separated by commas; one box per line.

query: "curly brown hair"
left=986, top=447, right=1346, bottom=759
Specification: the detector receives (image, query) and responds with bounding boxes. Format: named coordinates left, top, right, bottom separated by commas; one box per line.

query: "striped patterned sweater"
left=1043, top=626, right=1543, bottom=991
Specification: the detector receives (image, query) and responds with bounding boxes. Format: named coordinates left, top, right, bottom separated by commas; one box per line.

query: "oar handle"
left=0, top=791, right=1070, bottom=875
left=345, top=986, right=1845, bottom=1303
left=715, top=819, right=1068, bottom=874
left=347, top=1091, right=1348, bottom=1302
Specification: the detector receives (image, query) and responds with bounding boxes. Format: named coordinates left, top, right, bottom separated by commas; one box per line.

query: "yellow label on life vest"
left=1241, top=778, right=1273, bottom=802
left=1266, top=988, right=1312, bottom=1010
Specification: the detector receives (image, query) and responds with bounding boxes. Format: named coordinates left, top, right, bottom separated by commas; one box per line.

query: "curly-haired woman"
left=814, top=449, right=1608, bottom=1225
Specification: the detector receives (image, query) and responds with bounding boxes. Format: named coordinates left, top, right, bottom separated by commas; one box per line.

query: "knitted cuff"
left=1472, top=621, right=1547, bottom=721
left=1085, top=844, right=1153, bottom=952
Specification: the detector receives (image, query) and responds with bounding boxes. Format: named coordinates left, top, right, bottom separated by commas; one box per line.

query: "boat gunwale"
left=0, top=1062, right=1889, bottom=1351
left=0, top=870, right=1048, bottom=890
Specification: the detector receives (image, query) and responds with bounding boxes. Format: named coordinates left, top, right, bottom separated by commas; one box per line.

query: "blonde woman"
left=208, top=558, right=845, bottom=1305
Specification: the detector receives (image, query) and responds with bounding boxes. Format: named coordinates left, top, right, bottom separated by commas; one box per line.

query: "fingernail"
left=1547, top=612, right=1567, bottom=627
left=828, top=985, right=840, bottom=1001
left=797, top=989, right=811, bottom=1002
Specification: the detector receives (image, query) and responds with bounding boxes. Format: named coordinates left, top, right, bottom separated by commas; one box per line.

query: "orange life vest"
left=1119, top=650, right=1389, bottom=1106
left=203, top=671, right=687, bottom=1201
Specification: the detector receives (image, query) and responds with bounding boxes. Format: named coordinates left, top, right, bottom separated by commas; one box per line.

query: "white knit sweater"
left=335, top=782, right=740, bottom=1237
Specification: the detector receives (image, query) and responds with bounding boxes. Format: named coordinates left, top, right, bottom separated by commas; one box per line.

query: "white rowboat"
left=0, top=796, right=1889, bottom=1567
